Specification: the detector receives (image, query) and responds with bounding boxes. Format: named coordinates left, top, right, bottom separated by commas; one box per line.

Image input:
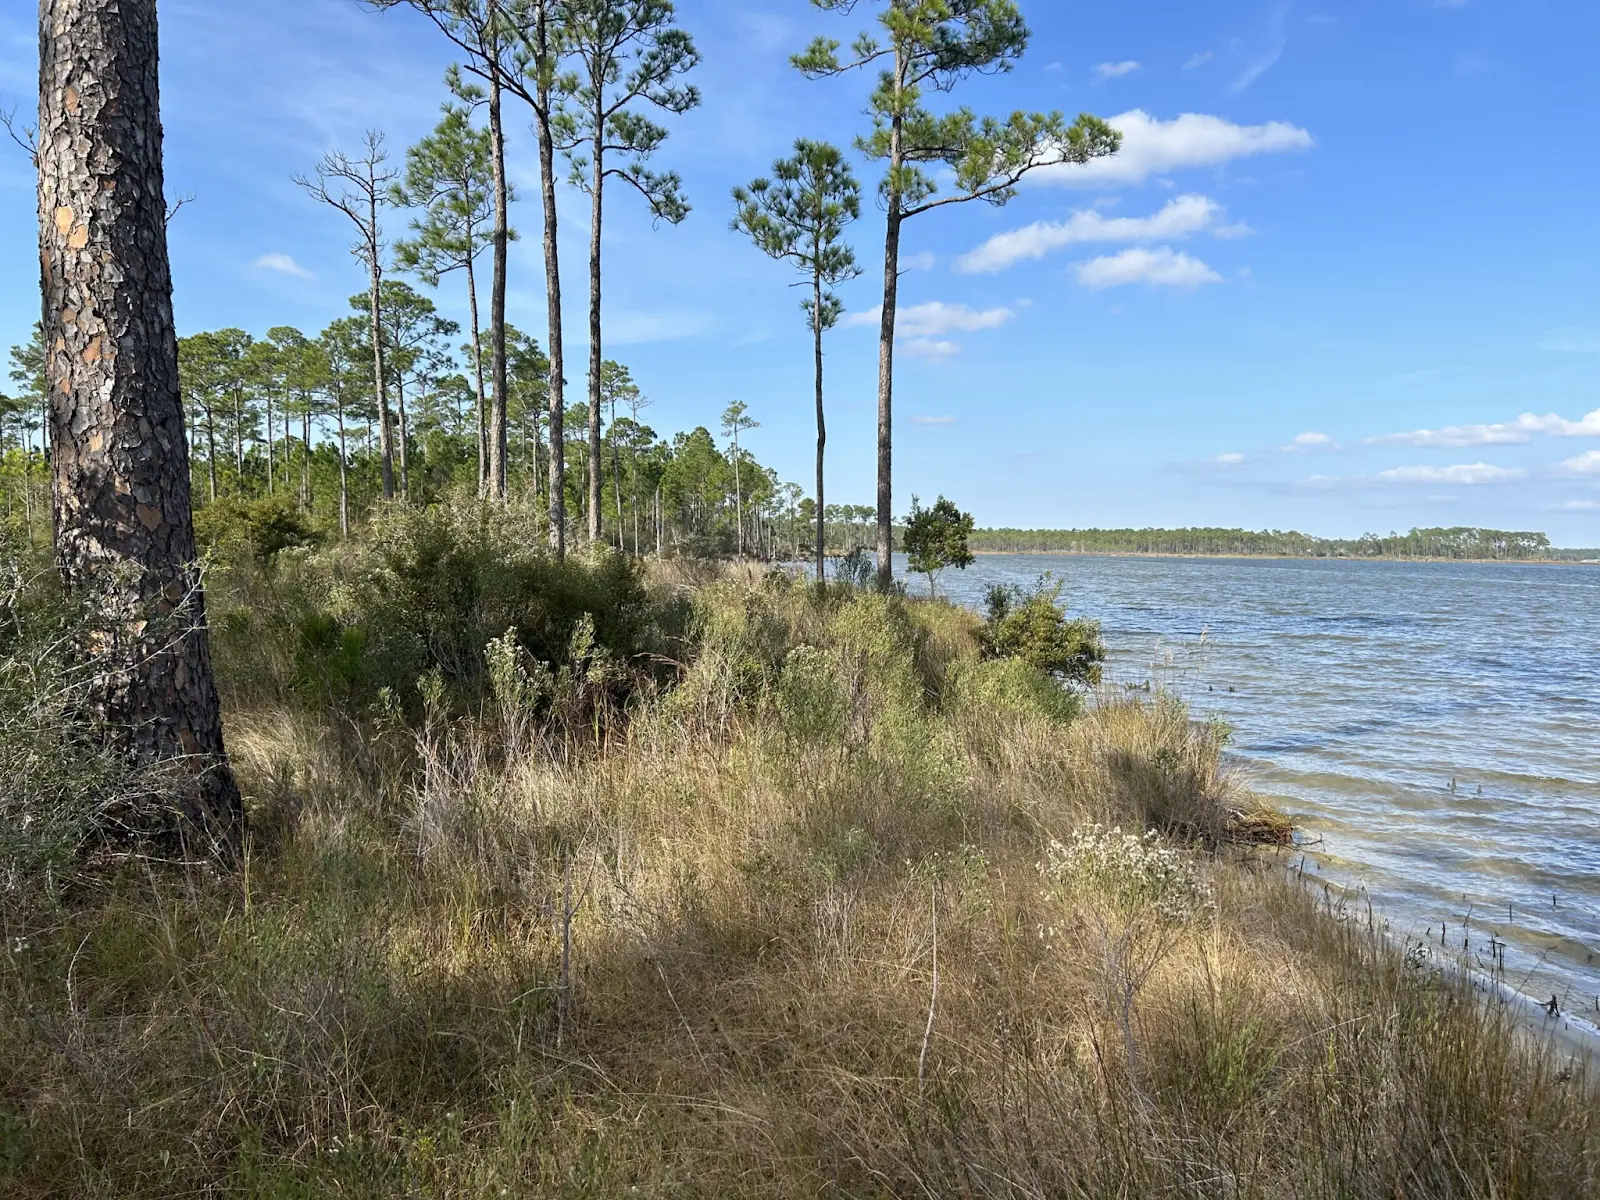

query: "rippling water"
left=929, top=554, right=1600, bottom=1015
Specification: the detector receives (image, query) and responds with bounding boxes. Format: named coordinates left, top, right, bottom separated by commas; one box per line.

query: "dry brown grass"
left=0, top=574, right=1592, bottom=1197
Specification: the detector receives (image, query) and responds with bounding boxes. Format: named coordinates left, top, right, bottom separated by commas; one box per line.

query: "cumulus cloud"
left=848, top=301, right=1016, bottom=338
left=1294, top=431, right=1332, bottom=446
left=913, top=415, right=958, bottom=426
left=1378, top=463, right=1526, bottom=485
left=1215, top=452, right=1246, bottom=464
left=254, top=252, right=314, bottom=280
left=1094, top=60, right=1141, bottom=80
left=1371, top=408, right=1600, bottom=448
left=1034, top=110, right=1314, bottom=188
left=1563, top=450, right=1600, bottom=475
left=957, top=194, right=1244, bottom=274
left=1076, top=247, right=1223, bottom=289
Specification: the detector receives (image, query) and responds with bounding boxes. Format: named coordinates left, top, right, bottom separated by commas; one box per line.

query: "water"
left=925, top=554, right=1600, bottom=1015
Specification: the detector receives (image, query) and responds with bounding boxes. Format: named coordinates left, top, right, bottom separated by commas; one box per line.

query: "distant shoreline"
left=966, top=549, right=1599, bottom=565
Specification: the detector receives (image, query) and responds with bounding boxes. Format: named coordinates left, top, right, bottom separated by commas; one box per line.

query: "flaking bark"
left=36, top=0, right=243, bottom=859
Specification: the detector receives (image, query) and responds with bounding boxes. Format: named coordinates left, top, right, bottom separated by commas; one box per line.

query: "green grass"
left=0, top=522, right=1593, bottom=1197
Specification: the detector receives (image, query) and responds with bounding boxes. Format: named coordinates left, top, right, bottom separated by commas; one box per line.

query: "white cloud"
left=1182, top=51, right=1214, bottom=70
left=957, top=194, right=1244, bottom=274
left=914, top=415, right=958, bottom=426
left=903, top=338, right=961, bottom=361
left=1558, top=499, right=1599, bottom=511
left=1293, top=431, right=1332, bottom=446
left=254, top=252, right=314, bottom=280
left=848, top=301, right=1016, bottom=338
left=1094, top=60, right=1141, bottom=81
left=1035, top=110, right=1314, bottom=188
left=1378, top=463, right=1526, bottom=485
left=1215, top=452, right=1246, bottom=464
left=1371, top=408, right=1600, bottom=448
left=1563, top=450, right=1600, bottom=475
left=902, top=250, right=937, bottom=272
left=1076, top=247, right=1223, bottom=289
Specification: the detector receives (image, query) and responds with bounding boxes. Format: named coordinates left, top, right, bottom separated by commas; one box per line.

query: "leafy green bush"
left=247, top=500, right=687, bottom=722
left=982, top=576, right=1105, bottom=686
left=194, top=495, right=323, bottom=564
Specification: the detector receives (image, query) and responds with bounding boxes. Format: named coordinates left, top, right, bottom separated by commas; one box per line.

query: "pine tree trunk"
left=587, top=137, right=604, bottom=545
left=265, top=388, right=275, bottom=496
left=336, top=392, right=349, bottom=538
left=366, top=256, right=393, bottom=500
left=733, top=435, right=743, bottom=558
left=204, top=405, right=217, bottom=502
left=487, top=48, right=510, bottom=503
left=534, top=11, right=566, bottom=558
left=37, top=0, right=242, bottom=858
left=813, top=275, right=826, bottom=585
left=465, top=252, right=487, bottom=497
left=876, top=141, right=904, bottom=591
left=301, top=408, right=311, bottom=509
left=397, top=376, right=410, bottom=501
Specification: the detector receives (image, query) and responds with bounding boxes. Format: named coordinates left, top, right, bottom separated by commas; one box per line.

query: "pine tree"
left=796, top=0, right=1120, bottom=587
left=36, top=0, right=243, bottom=857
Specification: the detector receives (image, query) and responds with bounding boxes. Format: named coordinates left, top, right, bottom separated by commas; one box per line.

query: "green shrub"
left=982, top=575, right=1105, bottom=686
left=194, top=496, right=324, bottom=564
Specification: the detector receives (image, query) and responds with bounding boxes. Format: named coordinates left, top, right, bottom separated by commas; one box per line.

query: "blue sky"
left=2, top=0, right=1598, bottom=543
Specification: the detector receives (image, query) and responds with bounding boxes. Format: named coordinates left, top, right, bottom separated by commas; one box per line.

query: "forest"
left=0, top=1, right=1594, bottom=1196
left=968, top=524, right=1573, bottom=560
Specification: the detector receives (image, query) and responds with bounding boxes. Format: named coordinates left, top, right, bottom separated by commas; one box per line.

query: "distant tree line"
left=967, top=526, right=1567, bottom=562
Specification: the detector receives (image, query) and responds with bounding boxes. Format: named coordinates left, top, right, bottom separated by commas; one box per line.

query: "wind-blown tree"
left=553, top=0, right=700, bottom=544
left=295, top=133, right=401, bottom=500
left=36, top=0, right=243, bottom=855
left=391, top=89, right=503, bottom=495
left=732, top=139, right=861, bottom=582
left=361, top=0, right=515, bottom=501
left=796, top=0, right=1120, bottom=588
left=720, top=400, right=759, bottom=557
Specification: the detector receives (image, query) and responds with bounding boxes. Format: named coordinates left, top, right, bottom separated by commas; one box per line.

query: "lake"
left=925, top=554, right=1600, bottom=1017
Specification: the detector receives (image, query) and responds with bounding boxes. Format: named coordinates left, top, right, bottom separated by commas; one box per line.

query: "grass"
left=0, top=540, right=1594, bottom=1197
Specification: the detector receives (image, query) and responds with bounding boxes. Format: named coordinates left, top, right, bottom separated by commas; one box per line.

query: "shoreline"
left=962, top=549, right=1599, bottom=565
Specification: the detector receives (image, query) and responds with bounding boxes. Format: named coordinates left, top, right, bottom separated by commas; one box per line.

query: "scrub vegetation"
left=1, top=508, right=1593, bottom=1198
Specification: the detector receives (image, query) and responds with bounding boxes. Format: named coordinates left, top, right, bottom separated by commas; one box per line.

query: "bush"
left=252, top=500, right=686, bottom=723
left=194, top=496, right=323, bottom=564
left=982, top=575, right=1105, bottom=686
left=0, top=544, right=153, bottom=892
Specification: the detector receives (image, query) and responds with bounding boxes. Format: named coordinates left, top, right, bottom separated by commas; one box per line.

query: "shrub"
left=194, top=496, right=323, bottom=564
left=0, top=543, right=156, bottom=892
left=1042, top=824, right=1213, bottom=924
left=982, top=575, right=1105, bottom=686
